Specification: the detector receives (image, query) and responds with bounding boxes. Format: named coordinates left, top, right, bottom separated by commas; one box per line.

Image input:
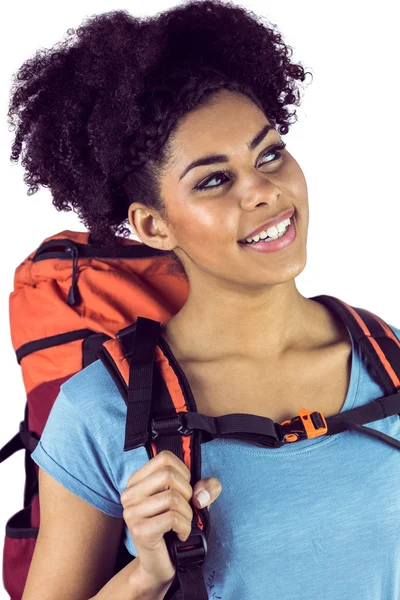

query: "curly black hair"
left=7, top=0, right=312, bottom=276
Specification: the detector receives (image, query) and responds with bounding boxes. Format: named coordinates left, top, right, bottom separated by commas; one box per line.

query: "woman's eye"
left=194, top=170, right=231, bottom=192
left=193, top=141, right=286, bottom=192
left=260, top=141, right=286, bottom=165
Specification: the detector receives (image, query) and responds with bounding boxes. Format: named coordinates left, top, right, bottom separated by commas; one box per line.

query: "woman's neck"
left=160, top=285, right=339, bottom=364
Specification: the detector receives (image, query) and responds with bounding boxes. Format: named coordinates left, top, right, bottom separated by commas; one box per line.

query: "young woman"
left=8, top=1, right=400, bottom=599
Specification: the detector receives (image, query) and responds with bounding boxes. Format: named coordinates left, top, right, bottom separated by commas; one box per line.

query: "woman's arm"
left=89, top=555, right=172, bottom=600
left=22, top=468, right=172, bottom=600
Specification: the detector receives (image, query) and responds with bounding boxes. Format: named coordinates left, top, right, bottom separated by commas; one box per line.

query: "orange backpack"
left=2, top=229, right=400, bottom=600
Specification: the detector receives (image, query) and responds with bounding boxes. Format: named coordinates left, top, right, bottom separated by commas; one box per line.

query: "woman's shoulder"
left=60, top=358, right=127, bottom=442
left=62, top=358, right=118, bottom=400
left=31, top=358, right=129, bottom=517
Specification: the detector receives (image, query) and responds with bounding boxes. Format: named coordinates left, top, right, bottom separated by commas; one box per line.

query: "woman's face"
left=129, top=89, right=309, bottom=289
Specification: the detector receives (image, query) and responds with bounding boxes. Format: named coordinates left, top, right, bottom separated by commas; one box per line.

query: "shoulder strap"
left=310, top=295, right=400, bottom=448
left=98, top=318, right=209, bottom=600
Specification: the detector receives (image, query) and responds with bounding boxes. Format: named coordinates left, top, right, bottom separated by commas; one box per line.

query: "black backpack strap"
left=312, top=295, right=400, bottom=393
left=115, top=318, right=210, bottom=600
left=308, top=295, right=400, bottom=448
left=120, top=319, right=157, bottom=452
left=0, top=418, right=39, bottom=463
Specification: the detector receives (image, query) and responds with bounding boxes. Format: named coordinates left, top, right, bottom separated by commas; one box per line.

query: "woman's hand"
left=120, top=450, right=222, bottom=589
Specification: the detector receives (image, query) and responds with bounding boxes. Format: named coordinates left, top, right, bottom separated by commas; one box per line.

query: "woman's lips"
left=238, top=208, right=295, bottom=242
left=238, top=217, right=296, bottom=253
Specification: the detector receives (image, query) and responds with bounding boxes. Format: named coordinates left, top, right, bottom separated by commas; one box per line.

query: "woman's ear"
left=127, top=202, right=147, bottom=240
left=128, top=202, right=176, bottom=250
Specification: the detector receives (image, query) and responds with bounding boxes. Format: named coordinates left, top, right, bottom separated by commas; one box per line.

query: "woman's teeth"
left=243, top=217, right=291, bottom=244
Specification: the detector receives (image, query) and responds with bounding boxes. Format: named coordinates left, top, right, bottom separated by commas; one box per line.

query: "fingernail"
left=196, top=489, right=211, bottom=508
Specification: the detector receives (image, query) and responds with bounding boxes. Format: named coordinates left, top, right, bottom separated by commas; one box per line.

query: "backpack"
left=1, top=229, right=400, bottom=600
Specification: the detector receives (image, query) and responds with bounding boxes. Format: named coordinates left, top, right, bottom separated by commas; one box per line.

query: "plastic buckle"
left=150, top=412, right=193, bottom=440
left=166, top=526, right=208, bottom=573
left=279, top=408, right=328, bottom=443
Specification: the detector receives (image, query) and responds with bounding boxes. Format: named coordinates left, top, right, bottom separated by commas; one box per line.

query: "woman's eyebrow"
left=179, top=123, right=276, bottom=181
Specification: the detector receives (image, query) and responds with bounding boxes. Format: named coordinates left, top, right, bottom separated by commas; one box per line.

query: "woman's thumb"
left=192, top=478, right=222, bottom=509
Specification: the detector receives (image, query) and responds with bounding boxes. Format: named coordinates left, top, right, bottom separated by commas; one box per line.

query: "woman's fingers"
left=121, top=465, right=193, bottom=508
left=123, top=486, right=194, bottom=525
left=129, top=508, right=193, bottom=546
left=124, top=450, right=191, bottom=490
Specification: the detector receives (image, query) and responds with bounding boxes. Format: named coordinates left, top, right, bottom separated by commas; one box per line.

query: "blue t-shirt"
left=31, top=320, right=400, bottom=599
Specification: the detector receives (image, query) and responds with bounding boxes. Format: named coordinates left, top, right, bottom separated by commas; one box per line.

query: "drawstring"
left=67, top=245, right=81, bottom=306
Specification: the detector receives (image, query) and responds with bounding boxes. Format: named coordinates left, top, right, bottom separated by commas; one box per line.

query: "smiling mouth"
left=237, top=208, right=296, bottom=243
left=238, top=215, right=293, bottom=244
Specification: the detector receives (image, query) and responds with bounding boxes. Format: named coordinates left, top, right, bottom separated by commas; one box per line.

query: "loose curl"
left=7, top=0, right=313, bottom=277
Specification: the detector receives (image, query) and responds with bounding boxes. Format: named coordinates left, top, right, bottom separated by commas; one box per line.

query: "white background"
left=0, top=1, right=398, bottom=598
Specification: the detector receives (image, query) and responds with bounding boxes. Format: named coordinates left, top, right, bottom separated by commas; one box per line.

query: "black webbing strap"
left=170, top=392, right=400, bottom=450
left=312, top=295, right=400, bottom=397
left=0, top=419, right=39, bottom=463
left=120, top=317, right=209, bottom=600
left=310, top=295, right=400, bottom=449
left=122, top=319, right=159, bottom=451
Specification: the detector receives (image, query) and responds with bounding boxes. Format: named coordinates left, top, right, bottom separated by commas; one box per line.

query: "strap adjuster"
left=150, top=412, right=193, bottom=440
left=165, top=526, right=208, bottom=573
left=279, top=408, right=328, bottom=443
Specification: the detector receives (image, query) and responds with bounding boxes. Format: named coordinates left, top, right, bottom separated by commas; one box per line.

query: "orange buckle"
left=280, top=408, right=328, bottom=443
